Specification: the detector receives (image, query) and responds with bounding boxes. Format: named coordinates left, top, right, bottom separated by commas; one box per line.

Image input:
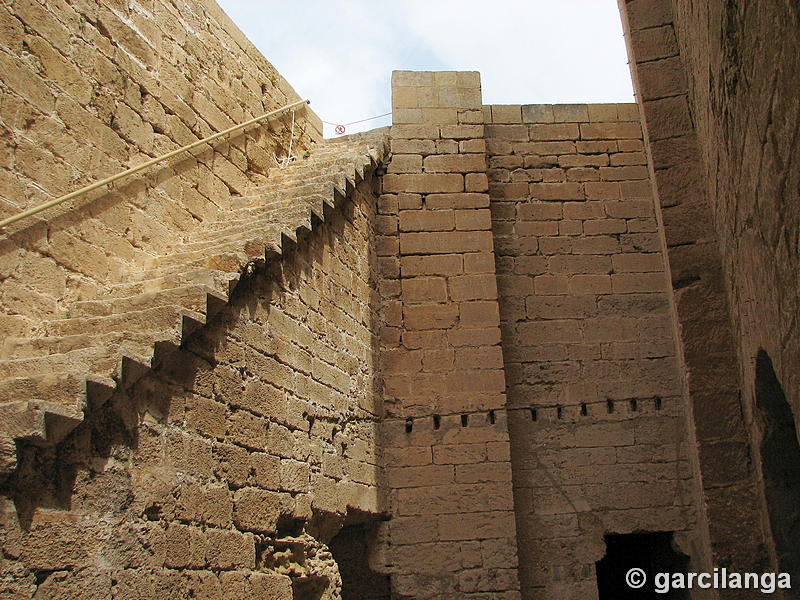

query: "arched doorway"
left=755, top=350, right=800, bottom=576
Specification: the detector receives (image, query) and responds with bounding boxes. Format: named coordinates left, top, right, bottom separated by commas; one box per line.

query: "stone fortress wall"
left=0, top=174, right=385, bottom=598
left=381, top=71, right=521, bottom=598
left=0, top=0, right=797, bottom=599
left=666, top=0, right=800, bottom=575
left=484, top=101, right=704, bottom=598
left=619, top=0, right=800, bottom=581
left=0, top=0, right=321, bottom=336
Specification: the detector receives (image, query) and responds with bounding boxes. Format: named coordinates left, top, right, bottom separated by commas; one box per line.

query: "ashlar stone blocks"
left=486, top=101, right=703, bottom=599
left=380, top=70, right=522, bottom=600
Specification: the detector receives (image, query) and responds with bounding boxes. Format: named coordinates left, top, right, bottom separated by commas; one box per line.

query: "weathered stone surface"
left=487, top=100, right=703, bottom=600
left=0, top=7, right=387, bottom=592
left=620, top=0, right=800, bottom=582
left=384, top=72, right=522, bottom=600
left=1, top=0, right=797, bottom=597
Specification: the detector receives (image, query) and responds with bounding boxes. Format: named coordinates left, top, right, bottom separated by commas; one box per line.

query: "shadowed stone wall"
left=485, top=102, right=706, bottom=599
left=1, top=0, right=799, bottom=597
left=0, top=177, right=383, bottom=599
left=619, top=0, right=800, bottom=583
left=669, top=0, right=800, bottom=577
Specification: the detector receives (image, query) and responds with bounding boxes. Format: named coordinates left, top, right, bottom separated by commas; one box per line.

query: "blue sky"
left=216, top=1, right=635, bottom=137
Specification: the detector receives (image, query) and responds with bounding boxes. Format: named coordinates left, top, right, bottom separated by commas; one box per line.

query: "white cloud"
left=216, top=0, right=634, bottom=137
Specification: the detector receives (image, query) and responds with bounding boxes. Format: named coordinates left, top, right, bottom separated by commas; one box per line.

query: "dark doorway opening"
left=329, top=522, right=391, bottom=600
left=756, top=349, right=800, bottom=577
left=596, top=531, right=689, bottom=599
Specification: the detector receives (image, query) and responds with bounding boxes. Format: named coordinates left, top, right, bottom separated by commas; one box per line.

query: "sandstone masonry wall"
left=668, top=0, right=800, bottom=575
left=0, top=0, right=321, bottom=337
left=2, top=0, right=795, bottom=596
left=0, top=176, right=382, bottom=599
left=668, top=0, right=800, bottom=417
left=486, top=102, right=705, bottom=599
left=619, top=0, right=777, bottom=576
left=379, top=71, right=521, bottom=600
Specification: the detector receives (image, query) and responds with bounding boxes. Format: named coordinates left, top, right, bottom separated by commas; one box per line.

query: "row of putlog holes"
left=528, top=396, right=662, bottom=421
left=403, top=397, right=663, bottom=431
left=405, top=410, right=497, bottom=433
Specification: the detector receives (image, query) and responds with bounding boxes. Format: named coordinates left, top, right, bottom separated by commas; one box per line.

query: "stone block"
left=641, top=95, right=693, bottom=140
left=438, top=510, right=515, bottom=540
left=457, top=303, right=501, bottom=329
left=455, top=208, right=492, bottom=231
left=206, top=529, right=255, bottom=569
left=568, top=274, right=612, bottom=295
left=630, top=25, right=679, bottom=62
left=401, top=254, right=464, bottom=276
left=529, top=182, right=583, bottom=201
left=580, top=122, right=642, bottom=140
left=403, top=303, right=460, bottom=330
left=611, top=272, right=667, bottom=294
left=449, top=274, right=498, bottom=301
left=529, top=123, right=580, bottom=140
left=552, top=104, right=589, bottom=123
left=626, top=0, right=674, bottom=31
left=401, top=277, right=448, bottom=303
left=491, top=105, right=523, bottom=123
left=637, top=56, right=687, bottom=101
left=388, top=154, right=423, bottom=174
left=522, top=105, right=555, bottom=123
left=587, top=104, right=619, bottom=122
left=400, top=231, right=494, bottom=254
left=383, top=173, right=464, bottom=193
left=424, top=153, right=486, bottom=173
left=399, top=209, right=455, bottom=232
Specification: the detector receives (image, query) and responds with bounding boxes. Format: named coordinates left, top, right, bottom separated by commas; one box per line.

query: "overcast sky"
left=215, top=1, right=635, bottom=138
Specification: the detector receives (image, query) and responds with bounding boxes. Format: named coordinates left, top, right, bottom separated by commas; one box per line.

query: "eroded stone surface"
left=0, top=1, right=798, bottom=599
